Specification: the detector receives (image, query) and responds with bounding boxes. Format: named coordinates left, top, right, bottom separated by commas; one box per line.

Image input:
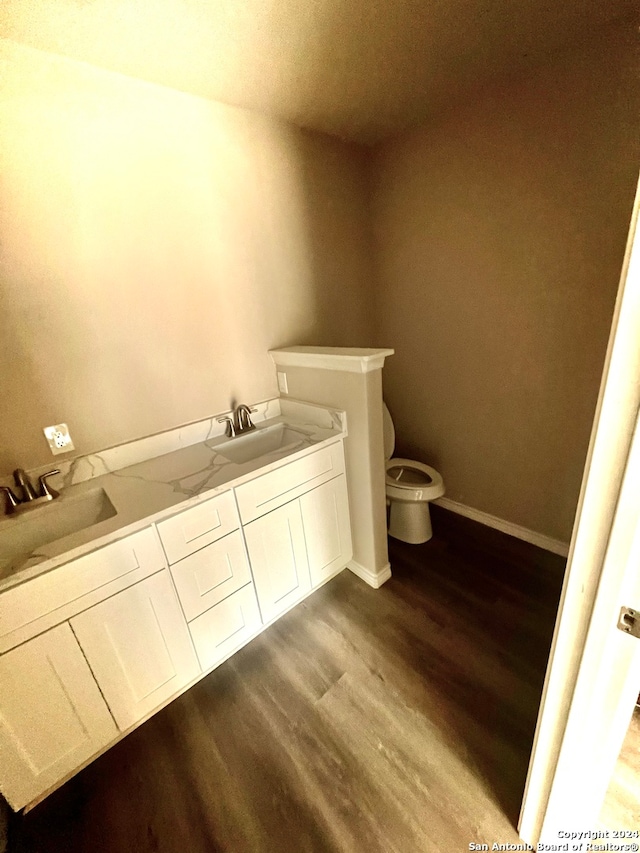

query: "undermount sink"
left=217, top=424, right=303, bottom=465
left=0, top=487, right=117, bottom=573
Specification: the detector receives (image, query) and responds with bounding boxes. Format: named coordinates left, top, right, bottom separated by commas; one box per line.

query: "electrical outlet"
left=43, top=424, right=75, bottom=455
left=277, top=371, right=289, bottom=394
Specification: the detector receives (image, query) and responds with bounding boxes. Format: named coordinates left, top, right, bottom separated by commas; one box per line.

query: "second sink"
left=217, top=424, right=303, bottom=465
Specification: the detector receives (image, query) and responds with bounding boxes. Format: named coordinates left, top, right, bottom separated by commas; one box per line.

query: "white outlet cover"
left=43, top=423, right=75, bottom=455
left=277, top=371, right=288, bottom=394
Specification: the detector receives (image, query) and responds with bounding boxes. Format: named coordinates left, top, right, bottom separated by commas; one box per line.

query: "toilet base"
left=388, top=499, right=433, bottom=544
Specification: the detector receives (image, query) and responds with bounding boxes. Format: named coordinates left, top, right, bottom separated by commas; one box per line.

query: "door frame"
left=519, top=174, right=640, bottom=843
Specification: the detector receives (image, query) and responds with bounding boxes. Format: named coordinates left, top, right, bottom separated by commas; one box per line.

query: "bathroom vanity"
left=0, top=402, right=352, bottom=811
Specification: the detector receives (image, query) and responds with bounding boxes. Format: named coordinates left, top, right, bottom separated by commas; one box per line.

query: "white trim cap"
left=269, top=346, right=394, bottom=374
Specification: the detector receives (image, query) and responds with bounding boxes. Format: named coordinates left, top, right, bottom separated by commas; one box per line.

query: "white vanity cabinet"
left=0, top=434, right=354, bottom=811
left=70, top=571, right=200, bottom=731
left=0, top=623, right=117, bottom=809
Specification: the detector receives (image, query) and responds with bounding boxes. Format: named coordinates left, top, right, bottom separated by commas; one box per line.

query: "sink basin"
left=217, top=424, right=303, bottom=465
left=0, top=487, right=117, bottom=572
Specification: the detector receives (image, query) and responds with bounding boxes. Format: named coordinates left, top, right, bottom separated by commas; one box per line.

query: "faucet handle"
left=244, top=406, right=257, bottom=430
left=0, top=486, right=19, bottom=515
left=39, top=469, right=61, bottom=499
left=246, top=407, right=257, bottom=429
left=217, top=416, right=236, bottom=438
left=13, top=469, right=38, bottom=501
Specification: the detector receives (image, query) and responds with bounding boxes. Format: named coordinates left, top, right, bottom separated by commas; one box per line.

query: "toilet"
left=383, top=402, right=445, bottom=544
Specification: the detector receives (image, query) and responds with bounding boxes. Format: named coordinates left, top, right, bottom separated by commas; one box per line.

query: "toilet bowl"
left=383, top=403, right=445, bottom=544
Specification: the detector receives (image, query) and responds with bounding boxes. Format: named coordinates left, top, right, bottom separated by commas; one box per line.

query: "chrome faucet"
left=216, top=404, right=258, bottom=441
left=1, top=469, right=61, bottom=516
left=234, top=404, right=257, bottom=435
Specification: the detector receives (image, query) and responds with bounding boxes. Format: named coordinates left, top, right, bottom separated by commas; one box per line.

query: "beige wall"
left=371, top=21, right=640, bottom=542
left=2, top=25, right=638, bottom=543
left=0, top=40, right=374, bottom=475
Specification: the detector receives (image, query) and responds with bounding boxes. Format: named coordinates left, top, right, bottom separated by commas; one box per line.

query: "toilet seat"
left=385, top=457, right=445, bottom=502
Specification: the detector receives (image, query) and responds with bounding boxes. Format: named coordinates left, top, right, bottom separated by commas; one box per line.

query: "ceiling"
left=0, top=0, right=636, bottom=143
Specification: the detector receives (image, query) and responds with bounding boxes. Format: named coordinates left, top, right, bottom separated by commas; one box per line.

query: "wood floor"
left=7, top=507, right=565, bottom=853
left=600, top=705, right=640, bottom=831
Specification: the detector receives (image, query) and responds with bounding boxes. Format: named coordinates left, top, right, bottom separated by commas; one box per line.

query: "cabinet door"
left=243, top=501, right=311, bottom=623
left=71, top=572, right=200, bottom=731
left=300, top=476, right=353, bottom=587
left=0, top=623, right=117, bottom=810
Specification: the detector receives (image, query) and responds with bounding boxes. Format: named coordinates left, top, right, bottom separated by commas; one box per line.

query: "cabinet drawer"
left=156, top=491, right=239, bottom=564
left=189, top=584, right=261, bottom=671
left=0, top=527, right=165, bottom=653
left=169, top=530, right=252, bottom=622
left=234, top=441, right=345, bottom=523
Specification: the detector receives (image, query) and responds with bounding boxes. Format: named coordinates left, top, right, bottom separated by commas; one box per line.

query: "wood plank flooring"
left=600, top=705, right=640, bottom=831
left=7, top=506, right=565, bottom=853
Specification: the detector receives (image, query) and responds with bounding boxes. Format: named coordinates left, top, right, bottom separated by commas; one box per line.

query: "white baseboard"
left=348, top=559, right=392, bottom=588
left=432, top=497, right=570, bottom=557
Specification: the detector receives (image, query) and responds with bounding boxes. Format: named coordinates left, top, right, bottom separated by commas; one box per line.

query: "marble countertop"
left=0, top=402, right=346, bottom=593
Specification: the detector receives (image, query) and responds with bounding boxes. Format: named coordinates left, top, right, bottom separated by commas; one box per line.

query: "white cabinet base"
left=0, top=438, right=354, bottom=812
